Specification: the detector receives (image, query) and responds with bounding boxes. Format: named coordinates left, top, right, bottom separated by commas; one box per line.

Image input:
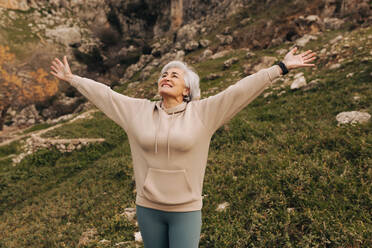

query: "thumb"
left=63, top=55, right=68, bottom=66
left=63, top=55, right=71, bottom=72
left=291, top=47, right=297, bottom=54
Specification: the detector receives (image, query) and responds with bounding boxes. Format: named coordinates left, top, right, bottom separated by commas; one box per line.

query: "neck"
left=162, top=96, right=184, bottom=109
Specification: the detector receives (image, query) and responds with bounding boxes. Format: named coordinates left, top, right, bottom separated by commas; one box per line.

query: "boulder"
left=323, top=17, right=345, bottom=30
left=336, top=111, right=371, bottom=125
left=45, top=25, right=81, bottom=47
left=240, top=17, right=251, bottom=26
left=120, top=208, right=136, bottom=222
left=134, top=232, right=143, bottom=243
left=291, top=75, right=307, bottom=90
left=176, top=24, right=199, bottom=44
left=210, top=50, right=232, bottom=59
left=216, top=202, right=230, bottom=212
left=185, top=40, right=199, bottom=52
left=295, top=34, right=318, bottom=47
left=98, top=239, right=111, bottom=246
left=248, top=56, right=277, bottom=74
left=223, top=57, right=239, bottom=69
left=329, top=63, right=341, bottom=70
left=199, top=49, right=213, bottom=61
left=295, top=15, right=324, bottom=33
left=205, top=73, right=223, bottom=80
left=303, top=79, right=320, bottom=91
left=12, top=105, right=44, bottom=127
left=216, top=34, right=233, bottom=45
left=150, top=39, right=172, bottom=57
left=199, top=39, right=211, bottom=48
left=330, top=35, right=343, bottom=44
left=122, top=54, right=153, bottom=81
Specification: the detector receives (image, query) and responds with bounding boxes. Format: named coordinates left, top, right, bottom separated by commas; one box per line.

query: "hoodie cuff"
left=266, top=65, right=282, bottom=82
left=66, top=74, right=81, bottom=88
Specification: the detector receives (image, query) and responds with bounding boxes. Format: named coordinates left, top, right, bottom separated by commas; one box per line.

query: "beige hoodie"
left=68, top=65, right=282, bottom=212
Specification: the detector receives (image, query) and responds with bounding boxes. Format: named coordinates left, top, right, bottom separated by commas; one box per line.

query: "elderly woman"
left=50, top=47, right=316, bottom=248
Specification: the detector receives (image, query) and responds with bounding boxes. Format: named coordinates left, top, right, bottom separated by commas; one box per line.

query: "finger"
left=50, top=71, right=58, bottom=77
left=50, top=65, right=58, bottom=72
left=64, top=55, right=71, bottom=71
left=53, top=59, right=62, bottom=69
left=301, top=63, right=315, bottom=67
left=51, top=61, right=60, bottom=69
left=52, top=61, right=62, bottom=70
left=300, top=50, right=312, bottom=57
left=63, top=55, right=68, bottom=66
left=304, top=57, right=317, bottom=62
left=303, top=52, right=316, bottom=60
left=304, top=56, right=317, bottom=62
left=55, top=57, right=64, bottom=67
left=291, top=47, right=298, bottom=54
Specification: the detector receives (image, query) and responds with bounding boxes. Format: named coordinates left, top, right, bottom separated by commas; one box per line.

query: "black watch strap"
left=277, top=61, right=289, bottom=75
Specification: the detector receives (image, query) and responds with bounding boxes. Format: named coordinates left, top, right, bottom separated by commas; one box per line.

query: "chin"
left=159, top=89, right=176, bottom=97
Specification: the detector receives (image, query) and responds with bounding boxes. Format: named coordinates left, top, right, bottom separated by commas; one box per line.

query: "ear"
left=183, top=87, right=190, bottom=96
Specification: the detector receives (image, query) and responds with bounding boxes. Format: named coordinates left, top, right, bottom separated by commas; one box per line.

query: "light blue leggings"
left=136, top=205, right=202, bottom=248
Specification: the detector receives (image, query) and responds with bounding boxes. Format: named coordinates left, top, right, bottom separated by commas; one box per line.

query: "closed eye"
left=162, top=72, right=180, bottom=78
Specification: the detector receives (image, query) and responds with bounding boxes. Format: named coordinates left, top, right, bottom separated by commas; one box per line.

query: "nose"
left=161, top=75, right=170, bottom=83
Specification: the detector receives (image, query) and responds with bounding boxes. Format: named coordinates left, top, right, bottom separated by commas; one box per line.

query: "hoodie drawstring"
left=154, top=101, right=184, bottom=160
left=167, top=112, right=175, bottom=161
left=154, top=111, right=161, bottom=154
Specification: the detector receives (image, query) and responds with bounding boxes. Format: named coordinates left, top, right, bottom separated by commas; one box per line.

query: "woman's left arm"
left=193, top=47, right=317, bottom=134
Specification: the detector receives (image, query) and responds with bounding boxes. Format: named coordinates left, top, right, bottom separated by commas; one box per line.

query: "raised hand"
left=50, top=55, right=73, bottom=82
left=282, top=47, right=317, bottom=70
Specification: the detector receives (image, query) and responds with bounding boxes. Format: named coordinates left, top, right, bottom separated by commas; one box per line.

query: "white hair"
left=158, top=60, right=201, bottom=101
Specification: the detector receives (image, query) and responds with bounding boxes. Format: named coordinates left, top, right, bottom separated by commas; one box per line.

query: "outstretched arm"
left=194, top=47, right=317, bottom=134
left=50, top=56, right=147, bottom=132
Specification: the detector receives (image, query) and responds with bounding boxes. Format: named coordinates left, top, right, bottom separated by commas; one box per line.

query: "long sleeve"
left=194, top=65, right=282, bottom=134
left=68, top=74, right=148, bottom=132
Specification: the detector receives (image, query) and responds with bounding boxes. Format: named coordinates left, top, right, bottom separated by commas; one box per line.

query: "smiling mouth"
left=161, top=83, right=173, bottom=88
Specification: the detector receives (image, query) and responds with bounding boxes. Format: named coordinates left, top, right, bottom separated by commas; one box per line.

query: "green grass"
left=21, top=122, right=55, bottom=134
left=0, top=10, right=371, bottom=248
left=22, top=112, right=83, bottom=135
left=40, top=112, right=118, bottom=140
left=0, top=140, right=22, bottom=158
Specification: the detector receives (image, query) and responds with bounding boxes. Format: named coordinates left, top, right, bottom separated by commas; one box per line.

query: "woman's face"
left=158, top=67, right=189, bottom=100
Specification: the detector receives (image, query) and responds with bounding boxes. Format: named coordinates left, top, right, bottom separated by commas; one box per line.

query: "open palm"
left=50, top=55, right=73, bottom=81
left=283, top=47, right=317, bottom=70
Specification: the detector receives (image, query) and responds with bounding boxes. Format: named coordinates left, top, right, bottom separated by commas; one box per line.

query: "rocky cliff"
left=0, top=0, right=370, bottom=132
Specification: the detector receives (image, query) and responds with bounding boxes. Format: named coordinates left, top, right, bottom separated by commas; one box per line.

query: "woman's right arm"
left=51, top=56, right=147, bottom=131
left=67, top=74, right=147, bottom=131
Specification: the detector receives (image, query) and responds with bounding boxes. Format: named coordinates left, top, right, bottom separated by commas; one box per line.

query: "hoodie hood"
left=155, top=100, right=187, bottom=115
left=154, top=101, right=187, bottom=161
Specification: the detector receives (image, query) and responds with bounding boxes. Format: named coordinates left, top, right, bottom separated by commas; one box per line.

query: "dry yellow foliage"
left=0, top=45, right=15, bottom=66
left=29, top=68, right=59, bottom=102
left=0, top=45, right=59, bottom=106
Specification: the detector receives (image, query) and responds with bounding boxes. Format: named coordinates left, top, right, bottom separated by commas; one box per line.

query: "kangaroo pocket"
left=142, top=168, right=197, bottom=205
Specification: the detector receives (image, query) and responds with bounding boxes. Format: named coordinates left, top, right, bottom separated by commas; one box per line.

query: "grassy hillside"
left=0, top=19, right=371, bottom=248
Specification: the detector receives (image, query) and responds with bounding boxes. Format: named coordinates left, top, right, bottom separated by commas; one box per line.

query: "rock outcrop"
left=0, top=0, right=29, bottom=10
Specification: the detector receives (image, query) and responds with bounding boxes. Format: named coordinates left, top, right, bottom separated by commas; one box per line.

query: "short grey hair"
left=158, top=60, right=201, bottom=101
